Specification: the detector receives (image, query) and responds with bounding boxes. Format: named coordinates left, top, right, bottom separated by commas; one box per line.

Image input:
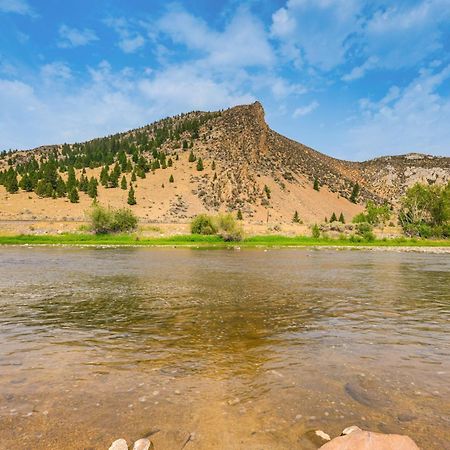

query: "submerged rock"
left=133, top=438, right=152, bottom=450
left=319, top=428, right=420, bottom=449
left=109, top=439, right=128, bottom=450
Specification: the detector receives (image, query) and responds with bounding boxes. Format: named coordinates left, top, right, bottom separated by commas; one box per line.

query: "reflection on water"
left=0, top=248, right=449, bottom=449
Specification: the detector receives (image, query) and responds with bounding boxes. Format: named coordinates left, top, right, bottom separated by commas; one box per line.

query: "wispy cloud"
left=58, top=25, right=98, bottom=48
left=345, top=65, right=450, bottom=158
left=105, top=17, right=145, bottom=54
left=0, top=0, right=35, bottom=16
left=293, top=100, right=319, bottom=117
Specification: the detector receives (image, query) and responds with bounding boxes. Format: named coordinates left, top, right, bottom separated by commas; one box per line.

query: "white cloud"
left=0, top=59, right=255, bottom=150
left=293, top=100, right=319, bottom=117
left=105, top=17, right=145, bottom=54
left=58, top=25, right=98, bottom=48
left=40, top=62, right=72, bottom=82
left=342, top=56, right=378, bottom=82
left=118, top=35, right=145, bottom=54
left=363, top=0, right=450, bottom=70
left=345, top=65, right=450, bottom=158
left=0, top=0, right=34, bottom=15
left=157, top=6, right=274, bottom=69
left=271, top=0, right=362, bottom=70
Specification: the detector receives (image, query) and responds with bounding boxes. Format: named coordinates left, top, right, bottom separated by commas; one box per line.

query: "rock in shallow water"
left=109, top=439, right=128, bottom=450
left=133, top=438, right=152, bottom=450
left=319, top=429, right=420, bottom=449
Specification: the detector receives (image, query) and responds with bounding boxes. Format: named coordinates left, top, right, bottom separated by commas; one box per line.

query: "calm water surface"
left=0, top=247, right=449, bottom=449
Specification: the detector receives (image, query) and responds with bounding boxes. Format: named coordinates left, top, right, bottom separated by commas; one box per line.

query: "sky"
left=1, top=0, right=449, bottom=160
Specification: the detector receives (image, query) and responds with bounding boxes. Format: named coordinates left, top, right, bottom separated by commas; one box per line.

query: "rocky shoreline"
left=109, top=425, right=420, bottom=449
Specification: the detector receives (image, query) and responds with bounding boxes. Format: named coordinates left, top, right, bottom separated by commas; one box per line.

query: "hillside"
left=1, top=101, right=449, bottom=230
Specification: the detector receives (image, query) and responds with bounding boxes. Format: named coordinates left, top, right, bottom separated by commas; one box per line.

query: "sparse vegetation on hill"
left=1, top=102, right=449, bottom=229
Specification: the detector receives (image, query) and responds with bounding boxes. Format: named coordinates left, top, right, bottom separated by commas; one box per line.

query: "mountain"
left=1, top=101, right=449, bottom=226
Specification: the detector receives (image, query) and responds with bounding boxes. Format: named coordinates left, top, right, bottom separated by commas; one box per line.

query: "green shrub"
left=311, top=224, right=320, bottom=239
left=190, top=213, right=242, bottom=241
left=216, top=213, right=243, bottom=241
left=87, top=204, right=138, bottom=234
left=190, top=214, right=217, bottom=235
left=355, top=222, right=373, bottom=235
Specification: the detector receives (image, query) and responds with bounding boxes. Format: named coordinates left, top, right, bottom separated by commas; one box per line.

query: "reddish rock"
left=319, top=429, right=420, bottom=449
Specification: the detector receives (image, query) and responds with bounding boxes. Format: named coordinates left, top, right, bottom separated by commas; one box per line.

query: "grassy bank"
left=0, top=233, right=449, bottom=248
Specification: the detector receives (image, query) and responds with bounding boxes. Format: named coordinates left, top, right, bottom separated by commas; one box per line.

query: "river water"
left=0, top=247, right=449, bottom=449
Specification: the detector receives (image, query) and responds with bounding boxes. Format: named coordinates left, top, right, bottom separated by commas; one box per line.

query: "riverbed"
left=0, top=247, right=449, bottom=449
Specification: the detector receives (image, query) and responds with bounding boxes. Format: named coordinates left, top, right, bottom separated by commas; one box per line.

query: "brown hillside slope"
left=0, top=101, right=449, bottom=227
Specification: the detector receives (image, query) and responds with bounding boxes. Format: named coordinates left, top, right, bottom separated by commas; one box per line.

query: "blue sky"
left=1, top=0, right=449, bottom=160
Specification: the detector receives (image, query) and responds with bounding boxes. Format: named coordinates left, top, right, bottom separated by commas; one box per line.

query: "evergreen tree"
left=56, top=176, right=66, bottom=197
left=121, top=175, right=127, bottom=190
left=127, top=186, right=137, bottom=205
left=313, top=178, right=320, bottom=191
left=67, top=166, right=77, bottom=191
left=237, top=209, right=243, bottom=220
left=196, top=158, right=204, bottom=171
left=188, top=151, right=196, bottom=162
left=169, top=174, right=174, bottom=183
left=5, top=169, right=18, bottom=193
left=35, top=180, right=47, bottom=197
left=350, top=183, right=360, bottom=203
left=339, top=212, right=345, bottom=223
left=131, top=171, right=137, bottom=182
left=69, top=187, right=79, bottom=203
left=330, top=212, right=337, bottom=222
left=19, top=173, right=33, bottom=192
left=212, top=161, right=216, bottom=171
left=293, top=210, right=300, bottom=223
left=264, top=185, right=271, bottom=199
left=213, top=172, right=217, bottom=181
left=87, top=177, right=98, bottom=199
left=168, top=158, right=173, bottom=167
left=175, top=153, right=179, bottom=161
left=100, top=165, right=109, bottom=186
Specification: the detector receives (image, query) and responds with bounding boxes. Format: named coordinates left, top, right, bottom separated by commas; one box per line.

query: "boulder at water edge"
left=319, top=428, right=420, bottom=449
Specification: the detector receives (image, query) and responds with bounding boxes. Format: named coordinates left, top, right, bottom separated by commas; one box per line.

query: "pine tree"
left=87, top=177, right=98, bottom=199
left=339, top=212, right=345, bottom=223
left=196, top=158, right=204, bottom=171
left=350, top=183, right=360, bottom=203
left=330, top=212, right=337, bottom=222
left=55, top=177, right=67, bottom=197
left=35, top=180, right=47, bottom=197
left=188, top=151, right=196, bottom=162
left=127, top=186, right=137, bottom=205
left=6, top=169, right=18, bottom=193
left=168, top=158, right=173, bottom=167
left=67, top=166, right=77, bottom=191
left=19, top=173, right=33, bottom=192
left=237, top=209, right=243, bottom=220
left=213, top=172, right=217, bottom=181
left=121, top=175, right=127, bottom=190
left=264, top=185, right=271, bottom=199
left=169, top=174, right=174, bottom=183
left=69, top=187, right=79, bottom=203
left=100, top=165, right=109, bottom=187
left=212, top=161, right=216, bottom=170
left=313, top=178, right=320, bottom=191
left=293, top=210, right=300, bottom=223
left=131, top=171, right=137, bottom=182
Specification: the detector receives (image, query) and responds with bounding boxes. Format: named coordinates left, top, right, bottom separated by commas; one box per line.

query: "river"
left=0, top=247, right=449, bottom=449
